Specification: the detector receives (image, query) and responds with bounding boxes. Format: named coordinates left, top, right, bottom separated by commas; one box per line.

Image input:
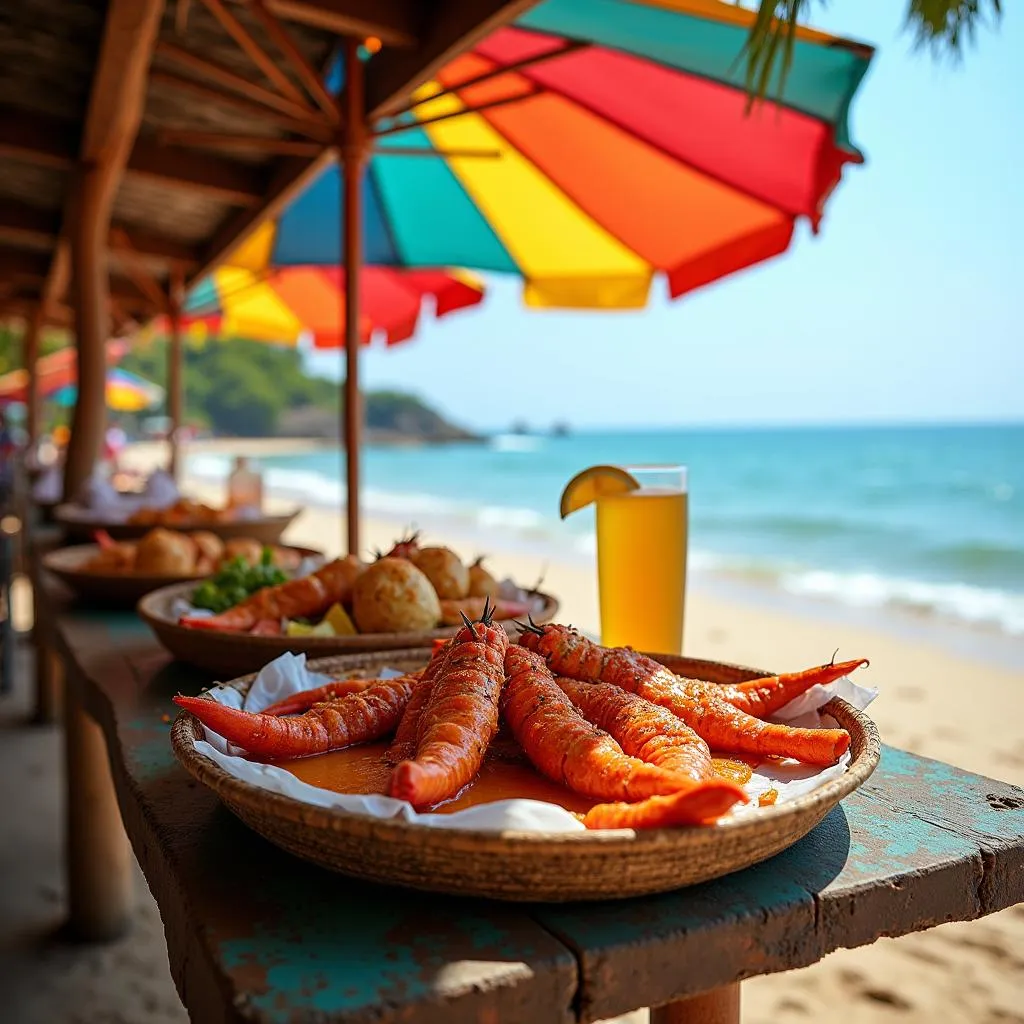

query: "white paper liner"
left=187, top=653, right=877, bottom=834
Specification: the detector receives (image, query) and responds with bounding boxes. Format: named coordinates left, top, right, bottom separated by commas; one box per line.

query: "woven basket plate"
left=141, top=584, right=560, bottom=676
left=171, top=649, right=880, bottom=901
left=43, top=544, right=324, bottom=607
left=54, top=505, right=300, bottom=544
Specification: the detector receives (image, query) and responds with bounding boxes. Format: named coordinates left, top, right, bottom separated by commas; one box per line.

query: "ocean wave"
left=184, top=450, right=1024, bottom=636
left=780, top=568, right=1024, bottom=636
left=259, top=463, right=555, bottom=539
left=265, top=466, right=345, bottom=506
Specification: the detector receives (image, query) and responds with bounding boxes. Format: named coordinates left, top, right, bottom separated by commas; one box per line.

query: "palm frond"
left=744, top=0, right=1003, bottom=103
left=904, top=0, right=1003, bottom=55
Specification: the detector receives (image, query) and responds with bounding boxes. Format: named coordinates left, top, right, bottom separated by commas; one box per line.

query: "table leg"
left=32, top=588, right=62, bottom=724
left=64, top=674, right=133, bottom=940
left=34, top=643, right=64, bottom=725
left=651, top=984, right=741, bottom=1024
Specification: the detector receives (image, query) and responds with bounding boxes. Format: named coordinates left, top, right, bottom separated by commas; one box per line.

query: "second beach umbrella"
left=182, top=262, right=485, bottom=348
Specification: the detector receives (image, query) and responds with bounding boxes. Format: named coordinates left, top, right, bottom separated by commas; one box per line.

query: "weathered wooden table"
left=39, top=576, right=1024, bottom=1024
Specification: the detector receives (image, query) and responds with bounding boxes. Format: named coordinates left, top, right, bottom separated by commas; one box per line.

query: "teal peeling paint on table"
left=44, top=581, right=1024, bottom=1024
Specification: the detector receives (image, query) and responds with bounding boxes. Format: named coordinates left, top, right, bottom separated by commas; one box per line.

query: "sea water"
left=187, top=423, right=1024, bottom=639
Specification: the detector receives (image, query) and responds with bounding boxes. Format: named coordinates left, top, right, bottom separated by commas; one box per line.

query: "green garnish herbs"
left=190, top=549, right=288, bottom=613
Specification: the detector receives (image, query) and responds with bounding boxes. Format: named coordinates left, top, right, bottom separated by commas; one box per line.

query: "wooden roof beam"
left=128, top=137, right=268, bottom=205
left=0, top=200, right=200, bottom=268
left=365, top=0, right=539, bottom=120
left=254, top=0, right=420, bottom=46
left=148, top=69, right=333, bottom=140
left=0, top=105, right=266, bottom=207
left=246, top=0, right=340, bottom=122
left=153, top=39, right=325, bottom=122
left=199, top=0, right=308, bottom=104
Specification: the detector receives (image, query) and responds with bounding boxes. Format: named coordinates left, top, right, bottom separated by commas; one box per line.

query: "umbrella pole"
left=340, top=38, right=366, bottom=557
left=167, top=270, right=184, bottom=481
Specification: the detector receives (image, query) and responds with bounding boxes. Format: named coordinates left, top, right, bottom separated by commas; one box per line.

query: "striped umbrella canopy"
left=237, top=0, right=874, bottom=308
left=230, top=0, right=874, bottom=553
left=180, top=263, right=485, bottom=348
left=0, top=341, right=129, bottom=403
left=50, top=368, right=165, bottom=413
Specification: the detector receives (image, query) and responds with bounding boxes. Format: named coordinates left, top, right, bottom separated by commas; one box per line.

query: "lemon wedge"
left=308, top=620, right=337, bottom=637
left=559, top=465, right=640, bottom=519
left=286, top=619, right=337, bottom=638
left=324, top=603, right=357, bottom=636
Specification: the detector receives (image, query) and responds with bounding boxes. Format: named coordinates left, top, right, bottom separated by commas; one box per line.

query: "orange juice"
left=596, top=486, right=688, bottom=652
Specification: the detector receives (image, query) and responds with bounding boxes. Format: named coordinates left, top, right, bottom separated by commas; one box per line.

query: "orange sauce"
left=275, top=740, right=594, bottom=815
left=709, top=755, right=760, bottom=786
left=274, top=747, right=775, bottom=816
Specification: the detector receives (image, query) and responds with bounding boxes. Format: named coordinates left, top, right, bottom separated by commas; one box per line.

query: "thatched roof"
left=0, top=0, right=531, bottom=329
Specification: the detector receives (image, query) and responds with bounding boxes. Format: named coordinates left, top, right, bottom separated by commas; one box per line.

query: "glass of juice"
left=596, top=464, right=688, bottom=653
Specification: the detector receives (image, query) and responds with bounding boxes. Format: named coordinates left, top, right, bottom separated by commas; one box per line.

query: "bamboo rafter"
left=156, top=128, right=501, bottom=161
left=373, top=87, right=541, bottom=137
left=247, top=0, right=341, bottom=122
left=158, top=130, right=326, bottom=156
left=379, top=40, right=585, bottom=122
left=149, top=70, right=335, bottom=141
left=198, top=0, right=309, bottom=106
left=377, top=146, right=502, bottom=158
left=175, top=0, right=192, bottom=35
left=155, top=40, right=323, bottom=122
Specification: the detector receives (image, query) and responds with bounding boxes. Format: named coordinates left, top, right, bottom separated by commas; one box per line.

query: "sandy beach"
left=7, top=440, right=1022, bottom=1023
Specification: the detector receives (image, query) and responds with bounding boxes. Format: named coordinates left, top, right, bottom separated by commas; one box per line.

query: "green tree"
left=120, top=337, right=341, bottom=437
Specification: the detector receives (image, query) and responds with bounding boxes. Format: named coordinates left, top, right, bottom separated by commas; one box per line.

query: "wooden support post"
left=61, top=0, right=165, bottom=502
left=341, top=39, right=366, bottom=558
left=167, top=270, right=184, bottom=480
left=63, top=165, right=111, bottom=503
left=64, top=673, right=133, bottom=940
left=651, top=985, right=741, bottom=1024
left=32, top=592, right=63, bottom=725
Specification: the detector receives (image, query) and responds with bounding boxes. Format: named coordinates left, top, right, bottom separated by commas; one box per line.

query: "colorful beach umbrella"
left=228, top=0, right=874, bottom=552
left=0, top=341, right=129, bottom=403
left=49, top=368, right=165, bottom=413
left=237, top=1, right=874, bottom=308
left=180, top=263, right=485, bottom=348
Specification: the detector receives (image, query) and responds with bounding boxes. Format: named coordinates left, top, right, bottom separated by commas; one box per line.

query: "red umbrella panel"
left=178, top=264, right=486, bottom=348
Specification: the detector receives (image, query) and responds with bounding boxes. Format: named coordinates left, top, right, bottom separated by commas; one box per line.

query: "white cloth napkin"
left=188, top=653, right=877, bottom=834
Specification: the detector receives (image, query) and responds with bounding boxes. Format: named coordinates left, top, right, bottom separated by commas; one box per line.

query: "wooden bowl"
left=139, top=582, right=560, bottom=677
left=42, top=544, right=325, bottom=608
left=54, top=504, right=300, bottom=544
left=171, top=650, right=880, bottom=901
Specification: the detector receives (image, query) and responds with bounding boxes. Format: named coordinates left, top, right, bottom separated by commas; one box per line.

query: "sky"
left=305, top=1, right=1023, bottom=432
